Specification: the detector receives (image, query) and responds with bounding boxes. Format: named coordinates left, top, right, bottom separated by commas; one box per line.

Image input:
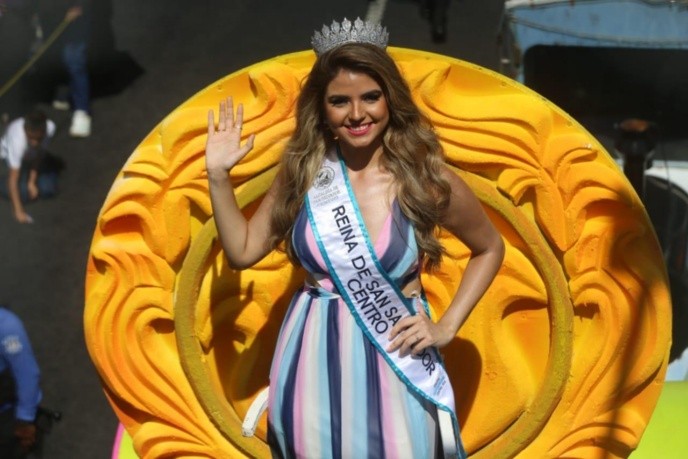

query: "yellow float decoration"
left=84, top=48, right=671, bottom=458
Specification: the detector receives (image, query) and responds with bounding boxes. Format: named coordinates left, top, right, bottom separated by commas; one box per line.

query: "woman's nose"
left=349, top=102, right=364, bottom=121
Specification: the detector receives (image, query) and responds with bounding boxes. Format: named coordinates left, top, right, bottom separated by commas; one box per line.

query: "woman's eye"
left=328, top=97, right=347, bottom=106
left=363, top=92, right=382, bottom=102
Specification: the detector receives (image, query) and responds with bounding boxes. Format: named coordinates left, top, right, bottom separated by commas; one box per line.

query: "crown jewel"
left=311, top=17, right=389, bottom=56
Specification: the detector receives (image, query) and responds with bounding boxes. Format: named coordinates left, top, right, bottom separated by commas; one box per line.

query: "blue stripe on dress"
left=267, top=423, right=285, bottom=459
left=293, top=208, right=324, bottom=275
left=268, top=293, right=306, bottom=457
left=408, top=386, right=434, bottom=458
left=326, top=300, right=342, bottom=459
left=348, top=324, right=369, bottom=459
left=278, top=297, right=312, bottom=458
left=379, top=204, right=419, bottom=281
left=364, top=340, right=385, bottom=459
left=314, top=302, right=331, bottom=458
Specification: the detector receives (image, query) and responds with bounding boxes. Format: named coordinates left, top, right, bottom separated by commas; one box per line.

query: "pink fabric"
left=111, top=423, right=124, bottom=459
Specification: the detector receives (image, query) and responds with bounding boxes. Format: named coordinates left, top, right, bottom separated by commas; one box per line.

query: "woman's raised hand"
left=205, top=97, right=255, bottom=175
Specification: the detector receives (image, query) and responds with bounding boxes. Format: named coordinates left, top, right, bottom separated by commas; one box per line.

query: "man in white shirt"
left=0, top=110, right=58, bottom=223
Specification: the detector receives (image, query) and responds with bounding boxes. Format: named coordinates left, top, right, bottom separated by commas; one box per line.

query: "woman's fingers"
left=410, top=335, right=432, bottom=356
left=235, top=101, right=243, bottom=128
left=236, top=134, right=255, bottom=158
left=388, top=325, right=419, bottom=353
left=205, top=98, right=254, bottom=172
left=208, top=97, right=247, bottom=134
left=207, top=109, right=215, bottom=136
left=245, top=133, right=255, bottom=151
left=226, top=97, right=234, bottom=126
left=389, top=316, right=414, bottom=341
left=400, top=330, right=430, bottom=356
left=398, top=331, right=419, bottom=356
left=388, top=316, right=417, bottom=353
left=386, top=308, right=438, bottom=355
left=218, top=100, right=226, bottom=130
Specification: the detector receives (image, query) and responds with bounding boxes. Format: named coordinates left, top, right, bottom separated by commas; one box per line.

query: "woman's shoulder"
left=439, top=165, right=472, bottom=197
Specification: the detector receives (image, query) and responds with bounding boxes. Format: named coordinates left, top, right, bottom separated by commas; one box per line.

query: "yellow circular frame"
left=84, top=48, right=671, bottom=458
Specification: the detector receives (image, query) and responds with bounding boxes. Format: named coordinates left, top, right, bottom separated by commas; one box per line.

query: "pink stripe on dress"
left=269, top=295, right=305, bottom=384
left=291, top=336, right=307, bottom=455
left=339, top=304, right=355, bottom=458
left=111, top=423, right=124, bottom=459
left=378, top=356, right=402, bottom=459
left=373, top=206, right=394, bottom=255
left=291, top=304, right=321, bottom=456
left=304, top=222, right=336, bottom=291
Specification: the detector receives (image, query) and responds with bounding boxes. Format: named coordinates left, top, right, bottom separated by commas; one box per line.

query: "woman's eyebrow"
left=326, top=94, right=349, bottom=101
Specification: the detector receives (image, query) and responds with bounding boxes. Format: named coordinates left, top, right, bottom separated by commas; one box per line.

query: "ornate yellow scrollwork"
left=84, top=48, right=671, bottom=458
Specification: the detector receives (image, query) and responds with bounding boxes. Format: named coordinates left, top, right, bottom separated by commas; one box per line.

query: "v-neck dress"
left=267, top=200, right=453, bottom=459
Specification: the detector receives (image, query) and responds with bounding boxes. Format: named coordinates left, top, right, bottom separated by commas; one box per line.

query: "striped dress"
left=267, top=200, right=456, bottom=459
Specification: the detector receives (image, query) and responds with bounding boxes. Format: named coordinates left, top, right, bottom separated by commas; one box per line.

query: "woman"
left=205, top=18, right=504, bottom=459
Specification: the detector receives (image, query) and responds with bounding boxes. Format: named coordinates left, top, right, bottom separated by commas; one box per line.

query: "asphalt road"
left=0, top=1, right=505, bottom=457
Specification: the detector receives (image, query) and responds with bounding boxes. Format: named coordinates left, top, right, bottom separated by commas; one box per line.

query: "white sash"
left=305, top=148, right=464, bottom=458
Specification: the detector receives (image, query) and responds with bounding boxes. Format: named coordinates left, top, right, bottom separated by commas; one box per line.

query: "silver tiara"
left=311, top=17, right=389, bottom=56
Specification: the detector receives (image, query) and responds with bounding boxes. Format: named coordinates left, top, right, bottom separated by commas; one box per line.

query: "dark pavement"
left=0, top=1, right=505, bottom=457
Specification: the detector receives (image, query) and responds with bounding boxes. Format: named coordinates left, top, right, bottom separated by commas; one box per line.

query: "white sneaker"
left=52, top=86, right=70, bottom=110
left=69, top=110, right=91, bottom=137
left=52, top=99, right=70, bottom=111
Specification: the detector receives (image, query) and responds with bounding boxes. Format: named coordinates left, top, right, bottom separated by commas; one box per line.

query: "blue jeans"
left=62, top=41, right=90, bottom=112
left=0, top=170, right=58, bottom=202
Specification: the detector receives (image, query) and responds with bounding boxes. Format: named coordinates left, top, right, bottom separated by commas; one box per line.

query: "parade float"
left=84, top=47, right=672, bottom=458
left=500, top=0, right=688, bottom=373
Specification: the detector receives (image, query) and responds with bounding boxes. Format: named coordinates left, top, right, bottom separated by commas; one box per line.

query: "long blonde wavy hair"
left=269, top=43, right=451, bottom=270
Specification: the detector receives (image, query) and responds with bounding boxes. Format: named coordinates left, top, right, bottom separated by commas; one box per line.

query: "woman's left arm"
left=388, top=168, right=505, bottom=356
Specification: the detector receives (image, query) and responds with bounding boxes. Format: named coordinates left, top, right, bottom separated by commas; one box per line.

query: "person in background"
left=39, top=0, right=91, bottom=137
left=419, top=0, right=450, bottom=43
left=0, top=305, right=42, bottom=459
left=0, top=108, right=59, bottom=223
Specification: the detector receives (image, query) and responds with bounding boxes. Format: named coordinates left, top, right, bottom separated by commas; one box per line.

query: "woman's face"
left=323, top=69, right=389, bottom=153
